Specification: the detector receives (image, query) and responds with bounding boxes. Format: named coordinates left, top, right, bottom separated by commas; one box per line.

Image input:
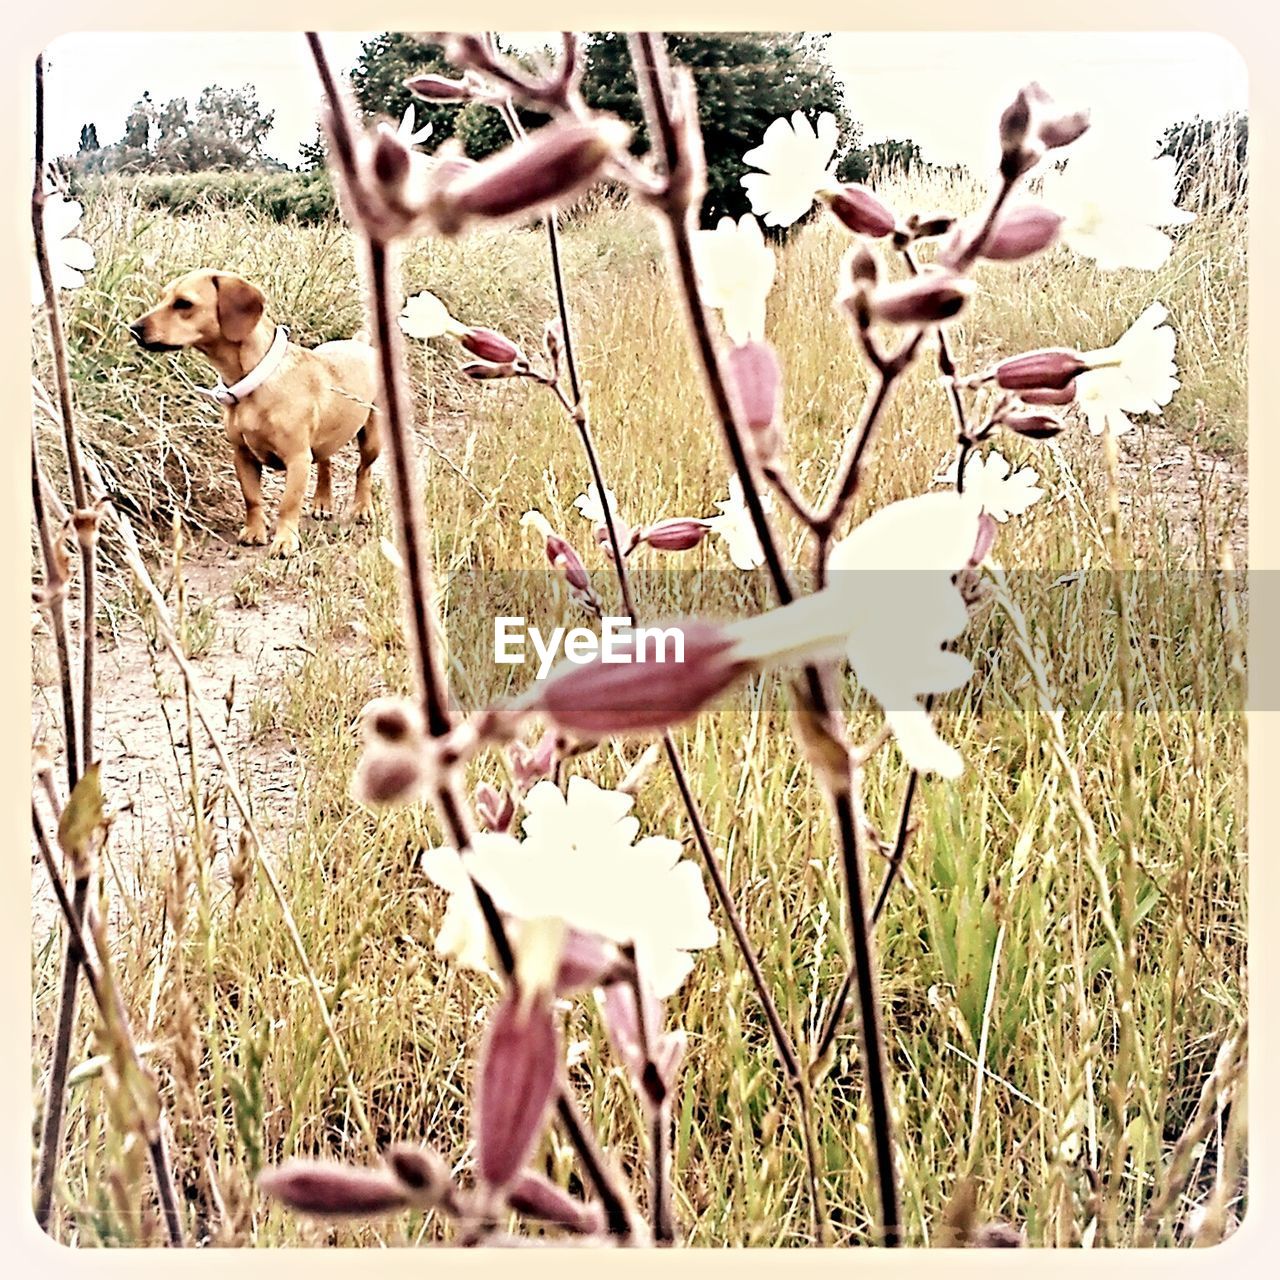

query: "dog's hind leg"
left=311, top=458, right=334, bottom=519
left=352, top=412, right=382, bottom=524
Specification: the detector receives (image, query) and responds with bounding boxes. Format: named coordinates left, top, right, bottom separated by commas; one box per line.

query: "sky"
left=42, top=30, right=1247, bottom=170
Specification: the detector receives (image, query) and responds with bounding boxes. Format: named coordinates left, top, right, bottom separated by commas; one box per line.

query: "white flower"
left=706, top=475, right=774, bottom=570
left=572, top=482, right=619, bottom=528
left=396, top=104, right=435, bottom=149
left=32, top=193, right=95, bottom=307
left=400, top=290, right=466, bottom=340
left=1076, top=302, right=1180, bottom=436
left=741, top=111, right=840, bottom=228
left=940, top=449, right=1045, bottom=522
left=519, top=509, right=554, bottom=540
left=729, top=492, right=988, bottom=778
left=419, top=777, right=717, bottom=998
left=691, top=214, right=776, bottom=345
left=1039, top=134, right=1195, bottom=271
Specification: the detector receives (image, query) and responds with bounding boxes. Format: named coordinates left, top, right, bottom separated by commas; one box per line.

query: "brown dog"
left=130, top=270, right=382, bottom=557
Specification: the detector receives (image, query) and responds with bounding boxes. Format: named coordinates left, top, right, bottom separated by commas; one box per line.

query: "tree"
left=1160, top=111, right=1247, bottom=207
left=349, top=33, right=533, bottom=160
left=66, top=84, right=280, bottom=176
left=347, top=32, right=863, bottom=222
left=580, top=32, right=860, bottom=221
left=77, top=123, right=100, bottom=153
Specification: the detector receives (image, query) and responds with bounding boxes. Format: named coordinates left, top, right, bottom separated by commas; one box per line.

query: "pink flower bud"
left=824, top=184, right=897, bottom=237
left=1018, top=382, right=1077, bottom=407
left=405, top=74, right=475, bottom=102
left=970, top=513, right=998, bottom=567
left=868, top=271, right=973, bottom=325
left=509, top=730, right=557, bottom=791
left=508, top=1172, right=605, bottom=1235
left=980, top=205, right=1063, bottom=261
left=1022, top=82, right=1090, bottom=151
left=475, top=993, right=561, bottom=1190
left=258, top=1161, right=408, bottom=1219
left=599, top=980, right=677, bottom=1110
left=461, top=326, right=522, bottom=364
left=426, top=117, right=631, bottom=236
left=372, top=123, right=413, bottom=188
left=641, top=518, right=711, bottom=552
left=995, top=349, right=1089, bottom=392
left=1002, top=411, right=1065, bottom=440
left=385, top=1144, right=455, bottom=1210
left=546, top=534, right=591, bottom=593
left=534, top=619, right=748, bottom=737
left=555, top=929, right=626, bottom=995
left=351, top=744, right=427, bottom=809
left=474, top=781, right=515, bottom=833
left=461, top=360, right=520, bottom=380
left=726, top=340, right=783, bottom=464
left=998, top=88, right=1038, bottom=179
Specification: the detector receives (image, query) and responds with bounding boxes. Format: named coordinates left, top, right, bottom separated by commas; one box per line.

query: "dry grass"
left=31, top=153, right=1247, bottom=1247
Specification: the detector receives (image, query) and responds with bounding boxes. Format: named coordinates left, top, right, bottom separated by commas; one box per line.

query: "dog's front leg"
left=234, top=445, right=268, bottom=546
left=269, top=455, right=310, bottom=558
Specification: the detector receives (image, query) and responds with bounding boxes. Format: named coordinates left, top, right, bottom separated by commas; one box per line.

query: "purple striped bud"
left=1023, top=82, right=1090, bottom=151
left=824, top=184, right=897, bottom=238
left=555, top=929, right=626, bottom=995
left=474, top=993, right=561, bottom=1190
left=534, top=619, right=748, bottom=737
left=405, top=74, right=474, bottom=102
left=641, top=518, right=711, bottom=552
left=971, top=513, right=998, bottom=567
left=1018, top=382, right=1078, bottom=406
left=1002, top=411, right=1065, bottom=440
left=545, top=534, right=591, bottom=593
left=425, top=117, right=631, bottom=236
left=351, top=744, right=427, bottom=809
left=461, top=360, right=520, bottom=380
left=868, top=271, right=973, bottom=325
left=258, top=1161, right=408, bottom=1219
left=980, top=205, right=1063, bottom=261
left=509, top=730, right=557, bottom=791
left=474, top=781, right=515, bottom=833
left=726, top=340, right=784, bottom=464
left=461, top=326, right=523, bottom=365
left=385, top=1144, right=456, bottom=1211
left=995, top=349, right=1089, bottom=392
left=508, top=1172, right=605, bottom=1235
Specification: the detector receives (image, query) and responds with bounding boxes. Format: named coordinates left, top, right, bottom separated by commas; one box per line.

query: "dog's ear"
left=213, top=274, right=265, bottom=343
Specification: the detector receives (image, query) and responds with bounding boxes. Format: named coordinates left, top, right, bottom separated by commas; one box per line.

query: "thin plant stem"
left=488, top=59, right=821, bottom=1232
left=31, top=804, right=185, bottom=1246
left=628, top=31, right=901, bottom=1245
left=308, top=33, right=641, bottom=1238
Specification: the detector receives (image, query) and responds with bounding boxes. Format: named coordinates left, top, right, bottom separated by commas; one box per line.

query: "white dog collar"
left=202, top=325, right=289, bottom=407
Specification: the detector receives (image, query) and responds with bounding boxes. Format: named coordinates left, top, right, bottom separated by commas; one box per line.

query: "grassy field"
left=31, top=158, right=1247, bottom=1247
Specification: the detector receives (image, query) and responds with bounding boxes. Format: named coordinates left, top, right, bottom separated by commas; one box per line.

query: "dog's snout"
left=128, top=320, right=146, bottom=343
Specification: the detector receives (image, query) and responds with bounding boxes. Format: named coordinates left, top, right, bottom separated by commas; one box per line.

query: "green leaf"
left=58, top=762, right=104, bottom=876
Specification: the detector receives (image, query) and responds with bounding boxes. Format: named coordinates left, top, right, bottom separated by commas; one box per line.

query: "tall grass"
left=31, top=151, right=1247, bottom=1245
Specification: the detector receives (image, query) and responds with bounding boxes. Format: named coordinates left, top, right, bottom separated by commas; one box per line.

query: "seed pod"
left=405, top=74, right=474, bottom=102
left=474, top=993, right=561, bottom=1190
left=641, top=518, right=711, bottom=552
left=533, top=619, right=748, bottom=737
left=350, top=743, right=427, bottom=809
left=508, top=1171, right=605, bottom=1235
left=994, top=349, right=1089, bottom=392
left=461, top=326, right=523, bottom=364
left=1018, top=382, right=1078, bottom=406
left=425, top=117, right=631, bottom=236
left=868, top=270, right=973, bottom=325
left=823, top=184, right=896, bottom=238
left=1002, top=411, right=1065, bottom=440
left=726, top=339, right=784, bottom=464
left=979, top=205, right=1063, bottom=261
left=360, top=696, right=424, bottom=746
left=258, top=1161, right=408, bottom=1219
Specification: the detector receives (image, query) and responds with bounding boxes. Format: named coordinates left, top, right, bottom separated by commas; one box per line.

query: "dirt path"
left=31, top=540, right=311, bottom=939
